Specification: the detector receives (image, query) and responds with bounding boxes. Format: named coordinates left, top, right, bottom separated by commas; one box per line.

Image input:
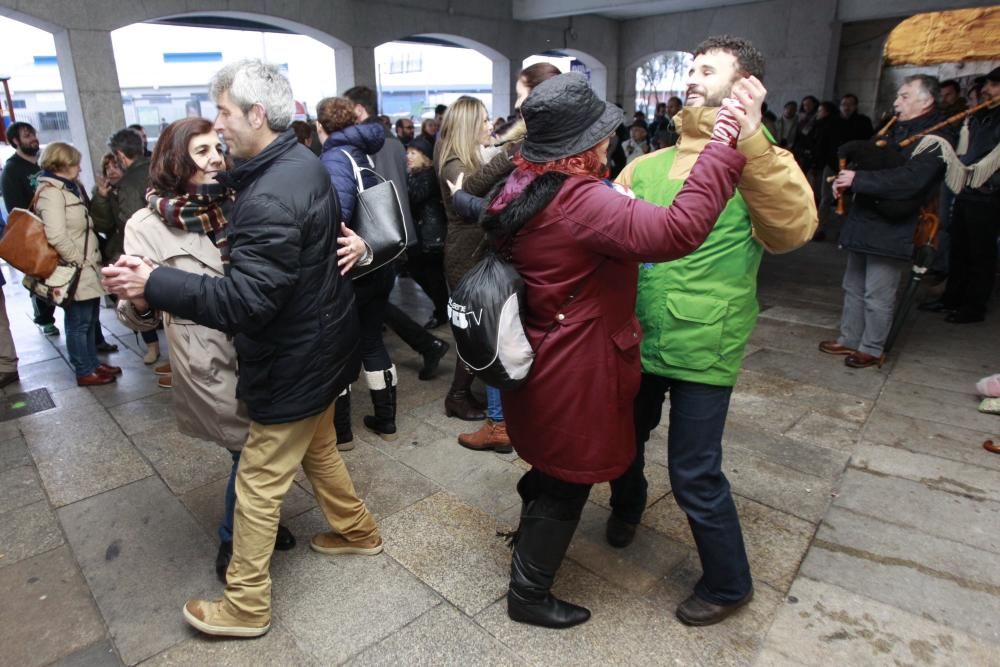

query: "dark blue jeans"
left=609, top=373, right=752, bottom=604
left=64, top=298, right=100, bottom=377
left=219, top=450, right=240, bottom=543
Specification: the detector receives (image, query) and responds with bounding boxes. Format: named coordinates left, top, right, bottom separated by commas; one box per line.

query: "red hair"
left=514, top=145, right=608, bottom=179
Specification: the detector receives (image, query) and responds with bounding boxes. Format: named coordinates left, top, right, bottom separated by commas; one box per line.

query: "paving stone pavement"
left=1, top=241, right=998, bottom=666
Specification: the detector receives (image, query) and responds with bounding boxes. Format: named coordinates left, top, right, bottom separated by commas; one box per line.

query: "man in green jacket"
left=609, top=35, right=816, bottom=626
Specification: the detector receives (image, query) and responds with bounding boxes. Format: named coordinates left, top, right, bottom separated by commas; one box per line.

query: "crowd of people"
left=0, top=29, right=996, bottom=641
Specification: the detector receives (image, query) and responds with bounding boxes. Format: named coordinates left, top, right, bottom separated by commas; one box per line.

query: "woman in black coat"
left=317, top=96, right=399, bottom=444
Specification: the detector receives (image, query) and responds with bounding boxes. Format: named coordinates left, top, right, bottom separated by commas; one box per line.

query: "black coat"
left=840, top=111, right=954, bottom=261
left=959, top=105, right=1000, bottom=202
left=407, top=167, right=446, bottom=253
left=145, top=130, right=360, bottom=425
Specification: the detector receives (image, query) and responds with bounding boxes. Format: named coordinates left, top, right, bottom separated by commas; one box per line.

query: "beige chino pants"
left=223, top=400, right=378, bottom=620
left=0, top=289, right=19, bottom=373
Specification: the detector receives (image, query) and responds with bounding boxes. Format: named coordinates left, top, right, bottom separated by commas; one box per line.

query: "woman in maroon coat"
left=485, top=73, right=750, bottom=629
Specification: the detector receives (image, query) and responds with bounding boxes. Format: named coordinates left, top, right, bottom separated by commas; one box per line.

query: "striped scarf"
left=147, top=184, right=234, bottom=265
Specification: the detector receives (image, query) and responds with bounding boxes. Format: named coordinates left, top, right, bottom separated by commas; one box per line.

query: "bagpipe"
left=832, top=97, right=1000, bottom=216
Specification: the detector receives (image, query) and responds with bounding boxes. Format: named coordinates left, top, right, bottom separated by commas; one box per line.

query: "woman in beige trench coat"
left=34, top=143, right=118, bottom=386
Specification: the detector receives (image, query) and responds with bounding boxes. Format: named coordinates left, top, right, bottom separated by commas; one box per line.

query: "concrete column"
left=490, top=57, right=513, bottom=119
left=53, top=28, right=125, bottom=188
left=620, top=65, right=638, bottom=116
left=335, top=45, right=376, bottom=93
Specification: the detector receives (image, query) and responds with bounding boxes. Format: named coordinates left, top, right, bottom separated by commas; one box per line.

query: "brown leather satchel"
left=0, top=186, right=59, bottom=278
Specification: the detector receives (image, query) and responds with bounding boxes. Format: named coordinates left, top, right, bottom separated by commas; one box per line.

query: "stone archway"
left=406, top=34, right=511, bottom=118
left=627, top=50, right=693, bottom=117
left=552, top=48, right=609, bottom=100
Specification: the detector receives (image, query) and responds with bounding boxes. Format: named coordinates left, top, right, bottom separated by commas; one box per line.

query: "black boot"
left=507, top=496, right=591, bottom=629
left=419, top=339, right=450, bottom=381
left=334, top=391, right=354, bottom=451
left=445, top=361, right=486, bottom=420
left=363, top=367, right=397, bottom=441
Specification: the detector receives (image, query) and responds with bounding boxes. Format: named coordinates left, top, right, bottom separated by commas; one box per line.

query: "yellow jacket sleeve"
left=737, top=128, right=817, bottom=254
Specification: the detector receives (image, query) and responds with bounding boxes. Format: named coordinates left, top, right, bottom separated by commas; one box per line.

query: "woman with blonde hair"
left=435, top=96, right=495, bottom=424
left=34, top=142, right=120, bottom=385
left=445, top=63, right=562, bottom=452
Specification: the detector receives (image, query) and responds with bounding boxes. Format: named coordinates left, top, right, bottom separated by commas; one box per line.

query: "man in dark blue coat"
left=939, top=68, right=1000, bottom=323
left=821, top=75, right=952, bottom=368
left=103, top=59, right=380, bottom=638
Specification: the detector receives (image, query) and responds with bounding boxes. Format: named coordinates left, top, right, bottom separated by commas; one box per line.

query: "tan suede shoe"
left=182, top=598, right=270, bottom=637
left=310, top=532, right=383, bottom=556
left=457, top=419, right=513, bottom=453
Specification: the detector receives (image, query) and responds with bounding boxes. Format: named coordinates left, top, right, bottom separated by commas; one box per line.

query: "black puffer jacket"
left=407, top=166, right=446, bottom=252
left=840, top=111, right=954, bottom=260
left=145, top=130, right=360, bottom=424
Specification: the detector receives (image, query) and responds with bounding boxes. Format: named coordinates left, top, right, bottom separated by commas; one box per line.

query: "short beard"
left=685, top=83, right=733, bottom=108
left=19, top=144, right=40, bottom=157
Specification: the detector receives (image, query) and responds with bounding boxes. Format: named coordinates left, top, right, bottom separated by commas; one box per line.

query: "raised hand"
left=727, top=76, right=767, bottom=137
left=711, top=101, right=744, bottom=147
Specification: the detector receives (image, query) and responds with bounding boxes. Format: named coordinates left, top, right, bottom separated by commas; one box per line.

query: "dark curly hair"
left=316, top=97, right=357, bottom=135
left=693, top=35, right=764, bottom=81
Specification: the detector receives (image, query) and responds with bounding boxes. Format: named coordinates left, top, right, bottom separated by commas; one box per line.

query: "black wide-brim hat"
left=521, top=73, right=623, bottom=163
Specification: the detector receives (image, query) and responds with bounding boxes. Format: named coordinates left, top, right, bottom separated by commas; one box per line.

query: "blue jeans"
left=609, top=373, right=752, bottom=604
left=64, top=298, right=100, bottom=377
left=486, top=385, right=504, bottom=421
left=219, top=450, right=240, bottom=543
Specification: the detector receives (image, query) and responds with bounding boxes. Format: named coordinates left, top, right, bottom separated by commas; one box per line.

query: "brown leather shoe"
left=676, top=590, right=753, bottom=626
left=96, top=363, right=122, bottom=377
left=77, top=372, right=115, bottom=386
left=445, top=391, right=486, bottom=421
left=984, top=440, right=1000, bottom=455
left=458, top=419, right=513, bottom=453
left=158, top=374, right=172, bottom=389
left=818, top=340, right=854, bottom=355
left=845, top=351, right=880, bottom=369
left=153, top=362, right=171, bottom=376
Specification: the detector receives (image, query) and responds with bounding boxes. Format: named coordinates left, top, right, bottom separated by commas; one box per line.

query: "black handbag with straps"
left=339, top=150, right=408, bottom=280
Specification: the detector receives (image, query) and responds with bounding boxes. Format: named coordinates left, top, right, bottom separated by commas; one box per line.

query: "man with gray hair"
left=102, top=59, right=379, bottom=637
left=821, top=74, right=954, bottom=367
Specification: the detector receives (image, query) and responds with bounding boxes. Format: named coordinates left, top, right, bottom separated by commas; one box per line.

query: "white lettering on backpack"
left=447, top=299, right=483, bottom=329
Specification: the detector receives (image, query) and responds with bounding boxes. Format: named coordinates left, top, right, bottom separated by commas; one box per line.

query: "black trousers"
left=353, top=264, right=395, bottom=372
left=517, top=468, right=591, bottom=518
left=384, top=303, right=437, bottom=354
left=943, top=195, right=1000, bottom=318
left=406, top=251, right=449, bottom=322
left=32, top=295, right=56, bottom=326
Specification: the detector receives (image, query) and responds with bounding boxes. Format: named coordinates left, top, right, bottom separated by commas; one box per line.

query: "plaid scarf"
left=147, top=184, right=234, bottom=265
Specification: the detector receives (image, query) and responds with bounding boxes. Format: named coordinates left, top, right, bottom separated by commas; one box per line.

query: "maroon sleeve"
left=557, top=142, right=746, bottom=262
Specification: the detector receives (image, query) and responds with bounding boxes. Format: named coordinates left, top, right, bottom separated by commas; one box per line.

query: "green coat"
left=618, top=108, right=817, bottom=387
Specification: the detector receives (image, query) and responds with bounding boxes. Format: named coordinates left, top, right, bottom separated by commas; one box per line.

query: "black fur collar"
left=481, top=171, right=569, bottom=242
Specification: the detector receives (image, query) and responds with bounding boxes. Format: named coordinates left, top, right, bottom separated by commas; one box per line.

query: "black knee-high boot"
left=333, top=391, right=353, bottom=450
left=507, top=493, right=591, bottom=629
